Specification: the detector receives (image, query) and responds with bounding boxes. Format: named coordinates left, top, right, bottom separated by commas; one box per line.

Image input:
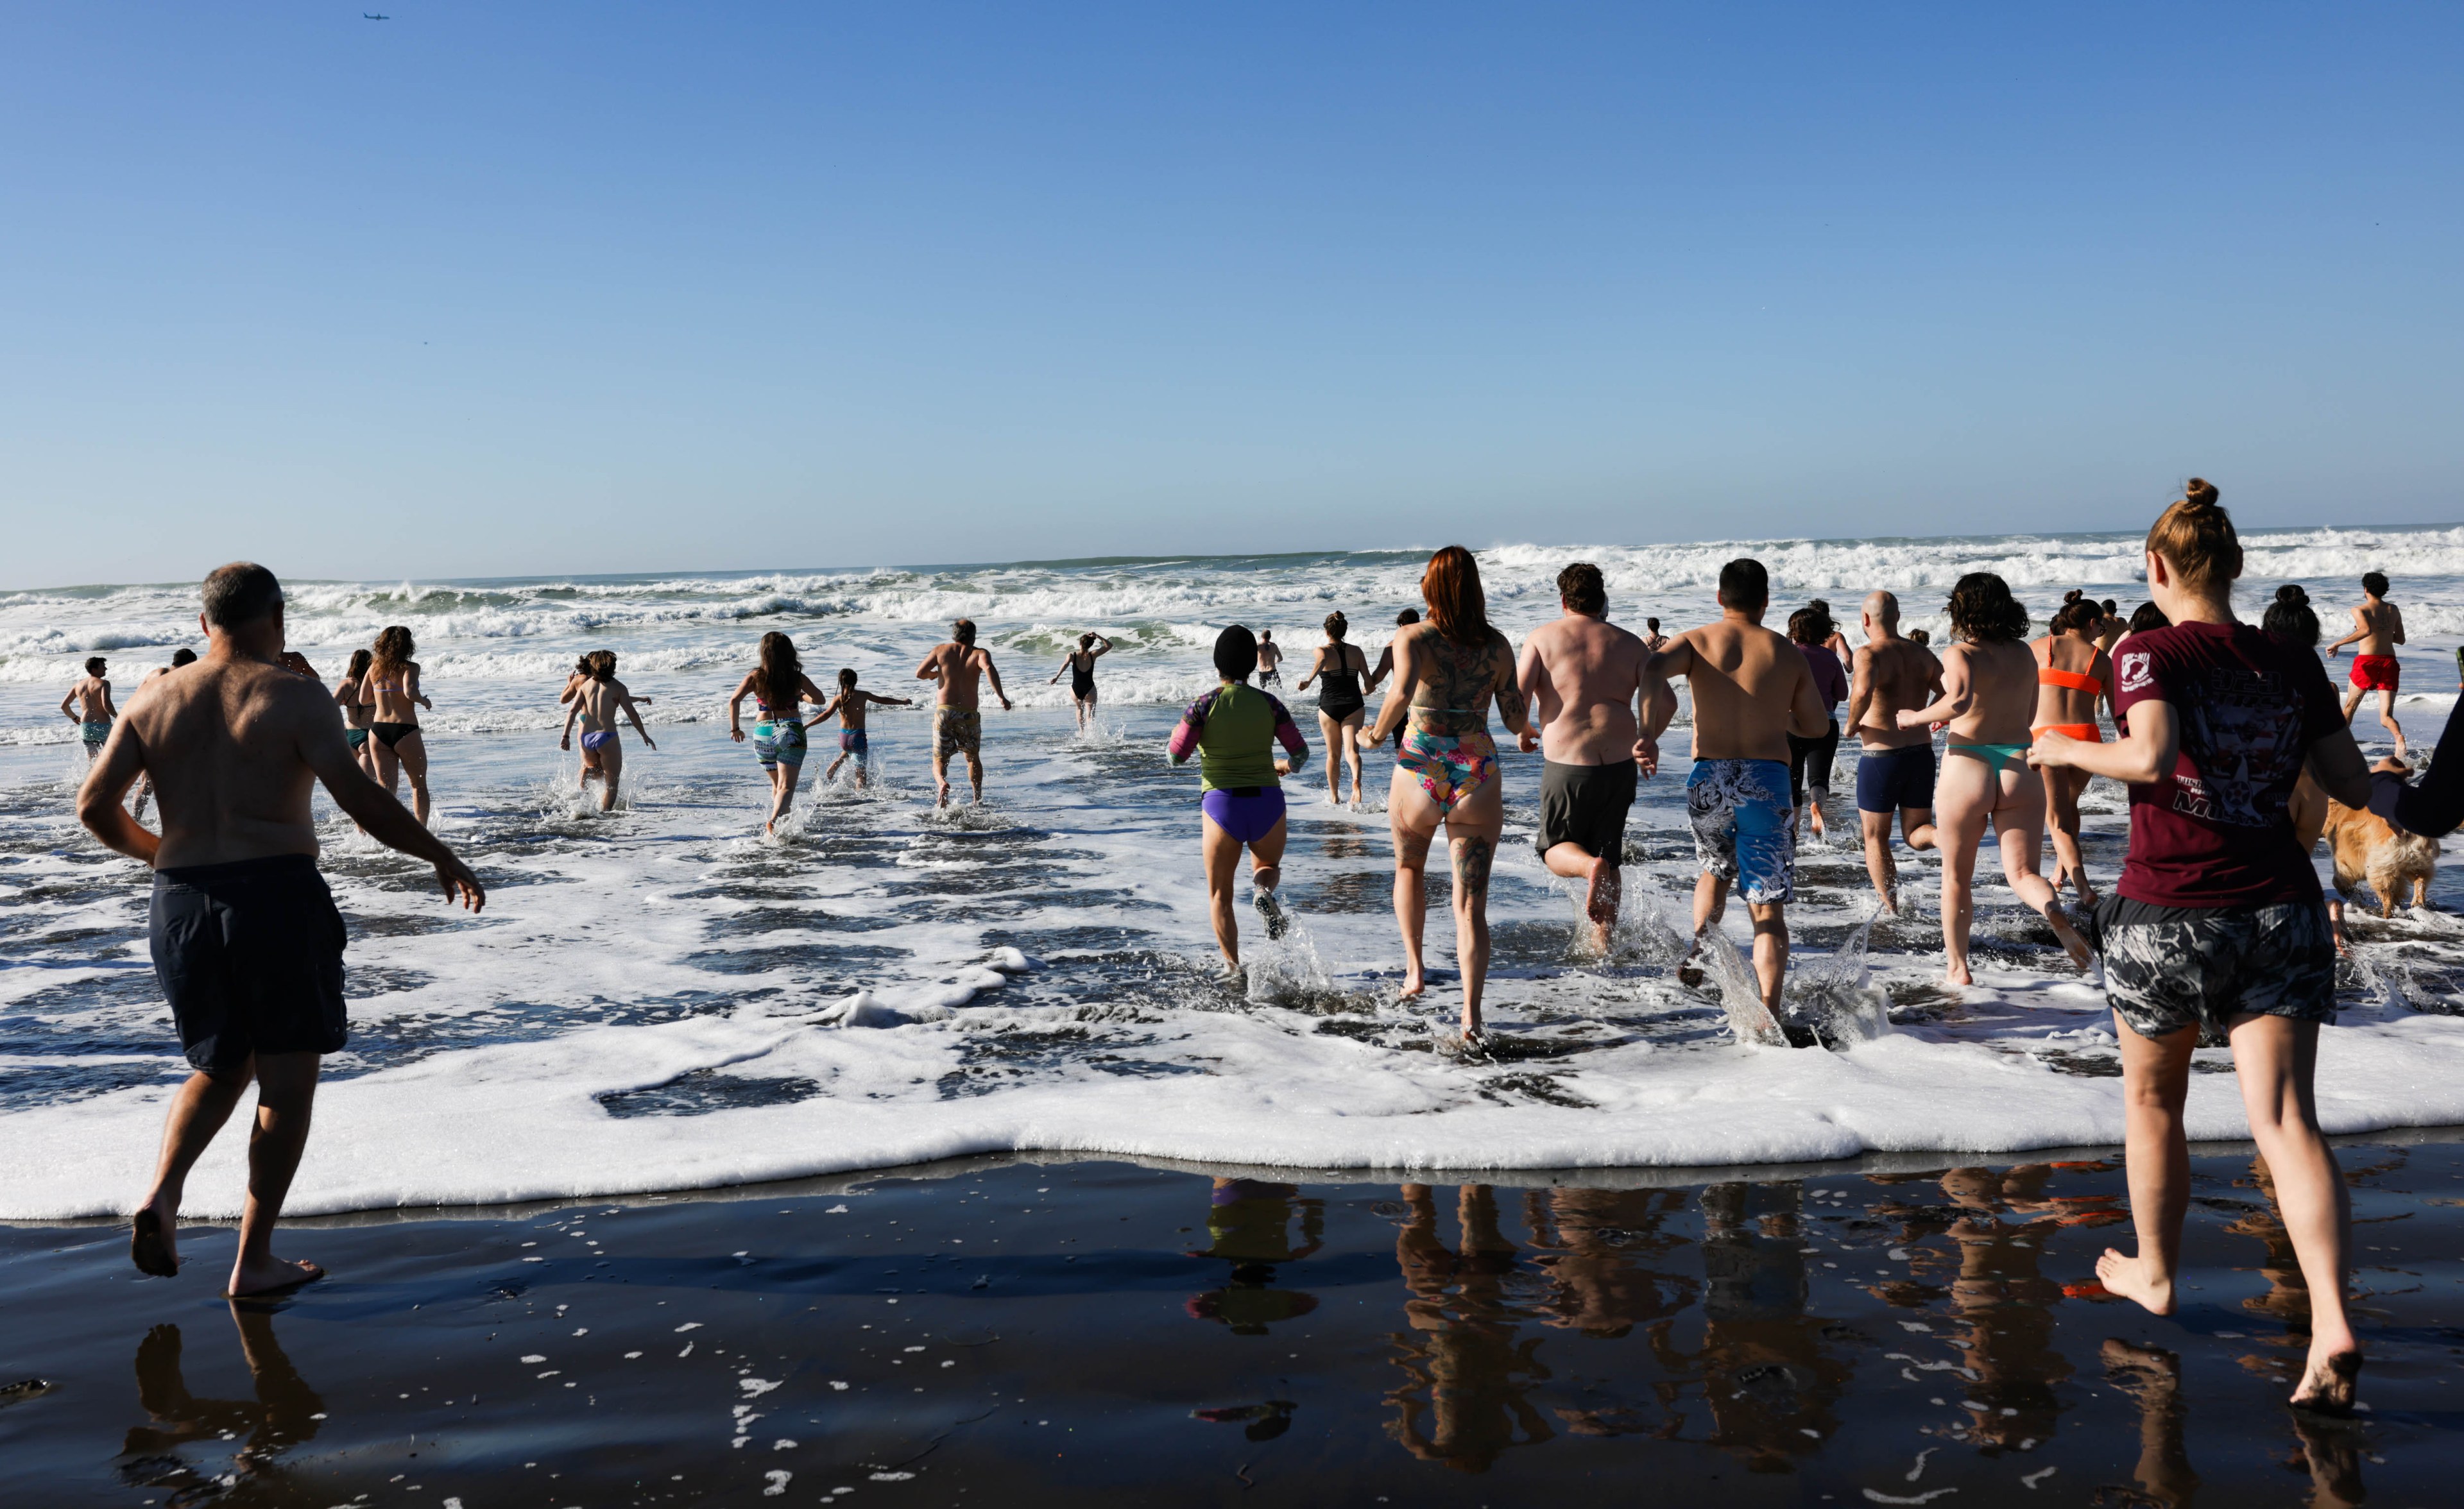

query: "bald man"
left=1847, top=591, right=1942, bottom=914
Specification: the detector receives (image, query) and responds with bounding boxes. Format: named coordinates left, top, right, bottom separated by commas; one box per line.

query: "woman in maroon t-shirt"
left=2032, top=481, right=2374, bottom=1414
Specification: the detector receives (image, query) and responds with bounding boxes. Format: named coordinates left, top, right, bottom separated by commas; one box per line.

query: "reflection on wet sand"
left=1386, top=1184, right=1553, bottom=1471
left=1185, top=1177, right=1324, bottom=1333
left=118, top=1303, right=324, bottom=1505
left=1656, top=1181, right=1854, bottom=1472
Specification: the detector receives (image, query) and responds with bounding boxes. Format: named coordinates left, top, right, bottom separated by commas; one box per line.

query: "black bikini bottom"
left=372, top=722, right=421, bottom=749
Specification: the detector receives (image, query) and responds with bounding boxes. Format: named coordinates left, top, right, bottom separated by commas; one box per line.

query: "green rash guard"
left=1169, top=683, right=1310, bottom=792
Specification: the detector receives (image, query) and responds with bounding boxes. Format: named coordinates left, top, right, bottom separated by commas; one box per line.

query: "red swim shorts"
left=2350, top=654, right=2400, bottom=692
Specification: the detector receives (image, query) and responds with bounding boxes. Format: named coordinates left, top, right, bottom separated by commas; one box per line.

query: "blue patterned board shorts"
left=2092, top=896, right=2336, bottom=1041
left=1688, top=758, right=1797, bottom=905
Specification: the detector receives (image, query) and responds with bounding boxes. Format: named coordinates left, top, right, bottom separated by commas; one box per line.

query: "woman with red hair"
left=1366, top=547, right=1537, bottom=1044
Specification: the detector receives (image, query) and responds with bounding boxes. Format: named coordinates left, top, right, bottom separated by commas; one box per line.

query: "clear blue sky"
left=4, top=3, right=2460, bottom=586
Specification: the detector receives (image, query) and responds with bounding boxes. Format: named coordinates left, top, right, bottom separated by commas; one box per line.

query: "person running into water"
left=363, top=627, right=434, bottom=826
left=1516, top=562, right=1649, bottom=951
left=1895, top=574, right=2092, bottom=985
left=728, top=632, right=831, bottom=834
left=1296, top=613, right=1372, bottom=805
left=1367, top=547, right=1534, bottom=1043
left=1169, top=625, right=1310, bottom=977
left=1641, top=617, right=1669, bottom=653
left=818, top=669, right=911, bottom=789
left=130, top=649, right=200, bottom=821
left=1049, top=633, right=1113, bottom=730
left=2032, top=484, right=2373, bottom=1415
left=76, top=563, right=485, bottom=1298
left=1786, top=604, right=1849, bottom=841
left=1848, top=591, right=1942, bottom=914
left=916, top=618, right=1011, bottom=806
left=333, top=650, right=378, bottom=777
left=1639, top=559, right=1827, bottom=1017
left=1255, top=629, right=1284, bottom=686
left=1367, top=610, right=1421, bottom=751
left=2327, top=570, right=2406, bottom=757
left=61, top=656, right=117, bottom=762
left=561, top=651, right=656, bottom=811
left=2032, top=590, right=2116, bottom=904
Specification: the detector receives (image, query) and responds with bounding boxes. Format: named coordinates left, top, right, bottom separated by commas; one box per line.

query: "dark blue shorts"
left=150, top=854, right=348, bottom=1072
left=1855, top=742, right=1936, bottom=815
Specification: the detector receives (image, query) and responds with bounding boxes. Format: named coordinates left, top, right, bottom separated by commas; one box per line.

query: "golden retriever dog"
left=2323, top=758, right=2440, bottom=920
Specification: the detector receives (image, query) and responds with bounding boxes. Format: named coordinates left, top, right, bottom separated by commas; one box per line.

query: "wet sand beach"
left=6, top=1136, right=2461, bottom=1506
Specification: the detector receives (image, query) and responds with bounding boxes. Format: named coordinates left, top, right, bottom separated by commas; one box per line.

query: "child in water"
left=818, top=669, right=912, bottom=789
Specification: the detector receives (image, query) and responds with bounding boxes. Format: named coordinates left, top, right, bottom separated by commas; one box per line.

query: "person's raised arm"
left=2032, top=699, right=2177, bottom=785
left=75, top=722, right=157, bottom=865
left=982, top=653, right=1011, bottom=710
left=560, top=674, right=582, bottom=705
left=804, top=690, right=843, bottom=730
left=302, top=708, right=484, bottom=909
left=726, top=670, right=756, bottom=742
left=2324, top=610, right=2367, bottom=658
left=1091, top=634, right=1112, bottom=658
left=862, top=689, right=912, bottom=708
left=1847, top=647, right=1875, bottom=737
left=1493, top=642, right=1535, bottom=741
left=1365, top=634, right=1421, bottom=744
left=1896, top=647, right=1972, bottom=729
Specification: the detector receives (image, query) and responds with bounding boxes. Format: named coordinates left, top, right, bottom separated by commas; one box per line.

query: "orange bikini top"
left=2037, top=668, right=2102, bottom=694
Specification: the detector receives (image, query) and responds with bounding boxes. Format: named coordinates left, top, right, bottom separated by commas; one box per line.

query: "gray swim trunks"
left=2092, top=896, right=2336, bottom=1041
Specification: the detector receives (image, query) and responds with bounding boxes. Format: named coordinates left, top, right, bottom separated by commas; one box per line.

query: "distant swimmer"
left=333, top=649, right=377, bottom=774
left=2327, top=570, right=2407, bottom=758
left=363, top=627, right=434, bottom=826
left=558, top=654, right=592, bottom=705
left=1907, top=627, right=1931, bottom=647
left=1255, top=629, right=1284, bottom=686
left=2032, top=591, right=2116, bottom=905
left=1785, top=604, right=1848, bottom=842
left=76, top=563, right=484, bottom=1298
left=1365, top=609, right=1420, bottom=751
left=1847, top=591, right=1941, bottom=915
left=60, top=656, right=117, bottom=762
left=2094, top=598, right=2125, bottom=656
left=2031, top=484, right=2372, bottom=1415
left=818, top=668, right=911, bottom=790
left=728, top=631, right=831, bottom=833
left=1639, top=558, right=1827, bottom=1018
left=916, top=618, right=1012, bottom=807
left=1515, top=563, right=1648, bottom=951
left=1895, top=574, right=2090, bottom=986
left=129, top=649, right=199, bottom=821
left=561, top=651, right=655, bottom=812
left=1048, top=632, right=1113, bottom=730
left=1295, top=613, right=1371, bottom=806
left=1366, top=548, right=1534, bottom=1043
left=1168, top=625, right=1310, bottom=977
left=1641, top=617, right=1669, bottom=654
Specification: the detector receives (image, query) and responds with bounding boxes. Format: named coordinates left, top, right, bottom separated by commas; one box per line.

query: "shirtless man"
left=61, top=656, right=117, bottom=762
left=1847, top=591, right=1944, bottom=913
left=818, top=668, right=912, bottom=789
left=1516, top=562, right=1650, bottom=950
left=1256, top=629, right=1284, bottom=686
left=74, top=563, right=484, bottom=1297
left=915, top=618, right=1011, bottom=806
left=2328, top=571, right=2407, bottom=758
left=559, top=651, right=655, bottom=811
left=1639, top=558, right=1828, bottom=1017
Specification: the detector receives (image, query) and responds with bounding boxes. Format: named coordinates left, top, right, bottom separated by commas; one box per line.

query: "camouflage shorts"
left=2093, top=896, right=2336, bottom=1041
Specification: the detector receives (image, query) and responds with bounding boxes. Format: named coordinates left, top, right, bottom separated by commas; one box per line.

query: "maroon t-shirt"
left=2109, top=620, right=2341, bottom=907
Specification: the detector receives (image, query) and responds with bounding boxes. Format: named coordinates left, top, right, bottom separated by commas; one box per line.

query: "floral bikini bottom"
left=1397, top=728, right=1498, bottom=815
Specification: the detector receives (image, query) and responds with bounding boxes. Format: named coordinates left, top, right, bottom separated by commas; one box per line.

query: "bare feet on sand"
left=131, top=1202, right=179, bottom=1277
left=2290, top=1348, right=2363, bottom=1415
left=227, top=1254, right=326, bottom=1299
left=2095, top=1249, right=2175, bottom=1315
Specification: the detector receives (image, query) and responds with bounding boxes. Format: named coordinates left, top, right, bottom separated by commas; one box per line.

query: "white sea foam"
left=3, top=532, right=2458, bottom=1218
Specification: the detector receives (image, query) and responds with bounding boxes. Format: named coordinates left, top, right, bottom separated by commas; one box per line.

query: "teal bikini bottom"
left=1946, top=741, right=2032, bottom=775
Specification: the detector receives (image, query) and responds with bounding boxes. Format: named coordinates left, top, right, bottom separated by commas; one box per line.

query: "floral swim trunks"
left=932, top=706, right=982, bottom=760
left=1687, top=758, right=1796, bottom=905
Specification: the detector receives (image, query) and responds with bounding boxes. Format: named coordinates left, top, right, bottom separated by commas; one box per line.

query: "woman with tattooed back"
left=1367, top=546, right=1537, bottom=1044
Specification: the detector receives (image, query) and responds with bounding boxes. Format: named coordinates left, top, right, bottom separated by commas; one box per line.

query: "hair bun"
left=2184, top=477, right=2220, bottom=507
left=2276, top=584, right=2308, bottom=605
left=2062, top=588, right=2082, bottom=603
